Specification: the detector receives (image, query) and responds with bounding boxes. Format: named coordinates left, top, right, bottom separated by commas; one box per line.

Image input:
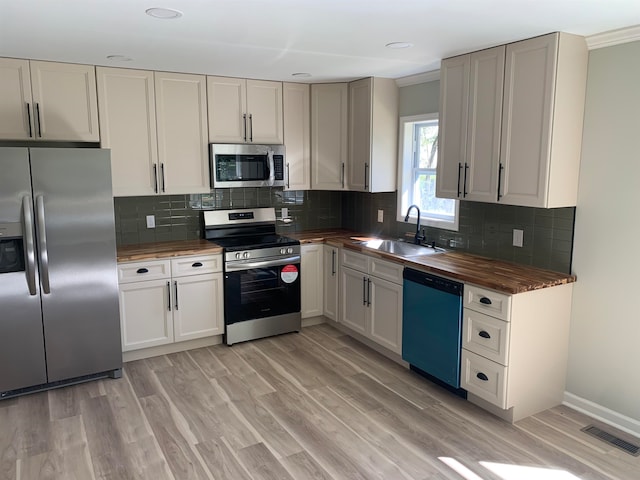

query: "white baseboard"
left=563, top=392, right=640, bottom=438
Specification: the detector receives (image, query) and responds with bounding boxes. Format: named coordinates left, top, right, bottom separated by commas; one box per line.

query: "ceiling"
left=2, top=1, right=640, bottom=83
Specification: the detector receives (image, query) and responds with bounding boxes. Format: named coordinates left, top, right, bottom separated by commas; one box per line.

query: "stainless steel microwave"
left=209, top=144, right=285, bottom=188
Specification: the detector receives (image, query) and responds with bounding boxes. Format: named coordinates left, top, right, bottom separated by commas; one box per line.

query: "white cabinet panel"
left=301, top=244, right=324, bottom=318
left=0, top=58, right=32, bottom=139
left=283, top=82, right=310, bottom=190
left=246, top=79, right=284, bottom=144
left=323, top=245, right=340, bottom=322
left=462, top=349, right=508, bottom=409
left=341, top=266, right=368, bottom=335
left=173, top=273, right=223, bottom=342
left=369, top=276, right=403, bottom=354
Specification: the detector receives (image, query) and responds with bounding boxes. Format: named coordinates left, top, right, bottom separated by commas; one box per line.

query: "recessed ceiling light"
left=385, top=42, right=414, bottom=49
left=106, top=55, right=133, bottom=62
left=292, top=72, right=311, bottom=78
left=145, top=7, right=183, bottom=19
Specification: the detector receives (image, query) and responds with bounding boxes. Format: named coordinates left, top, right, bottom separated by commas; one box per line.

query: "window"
left=397, top=114, right=459, bottom=230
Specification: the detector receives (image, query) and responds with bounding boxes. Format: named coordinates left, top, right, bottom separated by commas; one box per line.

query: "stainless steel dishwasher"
left=402, top=268, right=465, bottom=394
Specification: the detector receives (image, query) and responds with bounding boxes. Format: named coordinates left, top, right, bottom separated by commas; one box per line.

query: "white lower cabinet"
left=118, top=254, right=223, bottom=352
left=301, top=244, right=324, bottom=318
left=323, top=245, right=340, bottom=322
left=460, top=282, right=573, bottom=421
left=340, top=250, right=403, bottom=354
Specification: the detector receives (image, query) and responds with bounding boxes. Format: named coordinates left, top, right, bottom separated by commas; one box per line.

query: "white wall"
left=567, top=40, right=640, bottom=430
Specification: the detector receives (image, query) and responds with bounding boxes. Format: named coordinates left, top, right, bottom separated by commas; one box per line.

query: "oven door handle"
left=225, top=255, right=301, bottom=272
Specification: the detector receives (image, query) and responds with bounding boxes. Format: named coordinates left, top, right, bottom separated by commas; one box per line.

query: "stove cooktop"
left=210, top=234, right=300, bottom=251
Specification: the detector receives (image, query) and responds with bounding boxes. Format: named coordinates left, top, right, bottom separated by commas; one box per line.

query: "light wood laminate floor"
left=1, top=323, right=638, bottom=480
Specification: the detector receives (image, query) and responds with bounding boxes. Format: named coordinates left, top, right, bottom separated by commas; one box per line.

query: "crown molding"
left=587, top=24, right=640, bottom=50
left=395, top=69, right=440, bottom=87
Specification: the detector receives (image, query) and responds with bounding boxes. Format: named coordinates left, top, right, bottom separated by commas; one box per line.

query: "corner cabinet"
left=340, top=250, right=403, bottom=354
left=207, top=76, right=283, bottom=144
left=437, top=32, right=587, bottom=208
left=283, top=82, right=311, bottom=190
left=301, top=244, right=324, bottom=318
left=117, top=254, right=223, bottom=352
left=348, top=77, right=399, bottom=192
left=460, top=282, right=573, bottom=422
left=97, top=68, right=209, bottom=196
left=0, top=58, right=99, bottom=141
left=311, top=83, right=349, bottom=190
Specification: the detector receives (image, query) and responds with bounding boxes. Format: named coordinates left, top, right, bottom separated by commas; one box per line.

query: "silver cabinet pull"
left=35, top=195, right=50, bottom=294
left=364, top=162, right=369, bottom=191
left=463, top=163, right=469, bottom=197
left=341, top=163, right=345, bottom=188
left=243, top=113, right=247, bottom=142
left=166, top=281, right=171, bottom=311
left=497, top=163, right=504, bottom=201
left=362, top=277, right=367, bottom=305
left=25, top=103, right=33, bottom=138
left=249, top=113, right=253, bottom=142
left=153, top=164, right=158, bottom=193
left=367, top=278, right=371, bottom=306
left=160, top=163, right=166, bottom=192
left=22, top=196, right=37, bottom=295
left=457, top=162, right=462, bottom=197
left=331, top=249, right=336, bottom=276
left=174, top=281, right=179, bottom=310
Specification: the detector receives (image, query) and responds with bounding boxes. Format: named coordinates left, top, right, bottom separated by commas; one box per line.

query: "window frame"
left=396, top=113, right=459, bottom=231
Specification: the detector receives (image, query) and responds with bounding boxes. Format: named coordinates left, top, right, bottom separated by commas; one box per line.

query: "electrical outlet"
left=281, top=207, right=289, bottom=218
left=377, top=209, right=384, bottom=223
left=146, top=215, right=155, bottom=229
left=513, top=229, right=524, bottom=247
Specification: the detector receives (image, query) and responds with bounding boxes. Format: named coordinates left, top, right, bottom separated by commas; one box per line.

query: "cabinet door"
left=29, top=61, right=99, bottom=141
left=301, top=244, right=324, bottom=318
left=207, top=76, right=247, bottom=143
left=155, top=72, right=209, bottom=194
left=0, top=58, right=33, bottom=140
left=323, top=246, right=340, bottom=322
left=97, top=67, right=159, bottom=196
left=311, top=83, right=348, bottom=190
left=437, top=55, right=470, bottom=199
left=119, top=279, right=173, bottom=351
left=247, top=79, right=284, bottom=144
left=173, top=273, right=224, bottom=342
left=283, top=82, right=310, bottom=190
left=369, top=276, right=403, bottom=354
left=499, top=34, right=557, bottom=207
left=465, top=46, right=505, bottom=203
left=340, top=267, right=367, bottom=335
left=348, top=77, right=372, bottom=191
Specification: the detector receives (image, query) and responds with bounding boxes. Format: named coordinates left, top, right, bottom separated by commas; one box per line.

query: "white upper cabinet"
left=207, top=76, right=283, bottom=144
left=0, top=58, right=99, bottom=141
left=283, top=82, right=310, bottom=190
left=97, top=67, right=209, bottom=196
left=499, top=33, right=587, bottom=208
left=311, top=83, right=348, bottom=190
left=155, top=72, right=209, bottom=194
left=97, top=67, right=158, bottom=196
left=437, top=46, right=505, bottom=202
left=348, top=77, right=398, bottom=192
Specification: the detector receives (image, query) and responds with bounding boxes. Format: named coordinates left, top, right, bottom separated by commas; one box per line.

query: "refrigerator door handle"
left=22, top=195, right=37, bottom=295
left=35, top=195, right=51, bottom=294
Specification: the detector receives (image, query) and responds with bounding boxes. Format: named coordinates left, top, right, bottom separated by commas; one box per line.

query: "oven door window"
left=224, top=263, right=301, bottom=324
left=215, top=154, right=269, bottom=182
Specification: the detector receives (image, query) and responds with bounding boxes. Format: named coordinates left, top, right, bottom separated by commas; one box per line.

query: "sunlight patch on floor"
left=480, top=461, right=583, bottom=479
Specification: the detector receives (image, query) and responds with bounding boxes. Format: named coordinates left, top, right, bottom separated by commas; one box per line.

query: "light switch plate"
left=146, top=215, right=155, bottom=229
left=377, top=209, right=384, bottom=223
left=513, top=229, right=523, bottom=247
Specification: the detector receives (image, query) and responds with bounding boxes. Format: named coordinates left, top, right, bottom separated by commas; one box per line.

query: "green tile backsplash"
left=115, top=189, right=574, bottom=273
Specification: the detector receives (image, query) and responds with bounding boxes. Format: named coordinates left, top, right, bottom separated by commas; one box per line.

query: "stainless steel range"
left=204, top=208, right=301, bottom=345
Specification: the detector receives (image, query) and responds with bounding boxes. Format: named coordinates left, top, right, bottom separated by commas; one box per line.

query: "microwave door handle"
left=267, top=150, right=276, bottom=186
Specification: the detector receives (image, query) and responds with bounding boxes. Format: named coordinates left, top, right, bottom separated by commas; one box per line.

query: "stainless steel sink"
left=358, top=239, right=445, bottom=257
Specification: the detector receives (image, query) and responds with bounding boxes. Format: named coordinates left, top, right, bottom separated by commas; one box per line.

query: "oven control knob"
left=243, top=251, right=250, bottom=259
left=235, top=252, right=241, bottom=260
left=280, top=248, right=286, bottom=255
left=287, top=247, right=293, bottom=254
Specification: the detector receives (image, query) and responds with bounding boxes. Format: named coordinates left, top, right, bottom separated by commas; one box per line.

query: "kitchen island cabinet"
left=0, top=58, right=99, bottom=141
left=207, top=76, right=283, bottom=144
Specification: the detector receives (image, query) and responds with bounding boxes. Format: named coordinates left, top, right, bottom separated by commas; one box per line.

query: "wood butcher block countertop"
left=117, top=239, right=222, bottom=263
left=288, top=230, right=576, bottom=294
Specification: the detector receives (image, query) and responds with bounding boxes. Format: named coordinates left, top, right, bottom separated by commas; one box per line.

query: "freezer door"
left=0, top=148, right=47, bottom=392
left=30, top=148, right=122, bottom=382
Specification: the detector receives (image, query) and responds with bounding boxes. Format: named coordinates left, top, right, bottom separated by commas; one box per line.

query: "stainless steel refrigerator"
left=0, top=147, right=121, bottom=396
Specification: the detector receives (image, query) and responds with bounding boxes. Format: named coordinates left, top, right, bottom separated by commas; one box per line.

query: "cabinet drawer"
left=118, top=260, right=171, bottom=284
left=462, top=309, right=510, bottom=365
left=464, top=284, right=511, bottom=321
left=341, top=250, right=368, bottom=273
left=171, top=255, right=222, bottom=277
left=369, top=258, right=403, bottom=285
left=461, top=350, right=508, bottom=409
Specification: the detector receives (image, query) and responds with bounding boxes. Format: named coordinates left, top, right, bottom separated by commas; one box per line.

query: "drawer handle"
left=478, top=330, right=491, bottom=339
left=136, top=268, right=149, bottom=274
left=479, top=296, right=492, bottom=305
left=476, top=372, right=489, bottom=381
left=192, top=262, right=203, bottom=267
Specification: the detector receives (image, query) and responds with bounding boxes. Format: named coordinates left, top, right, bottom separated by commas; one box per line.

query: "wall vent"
left=581, top=425, right=640, bottom=456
